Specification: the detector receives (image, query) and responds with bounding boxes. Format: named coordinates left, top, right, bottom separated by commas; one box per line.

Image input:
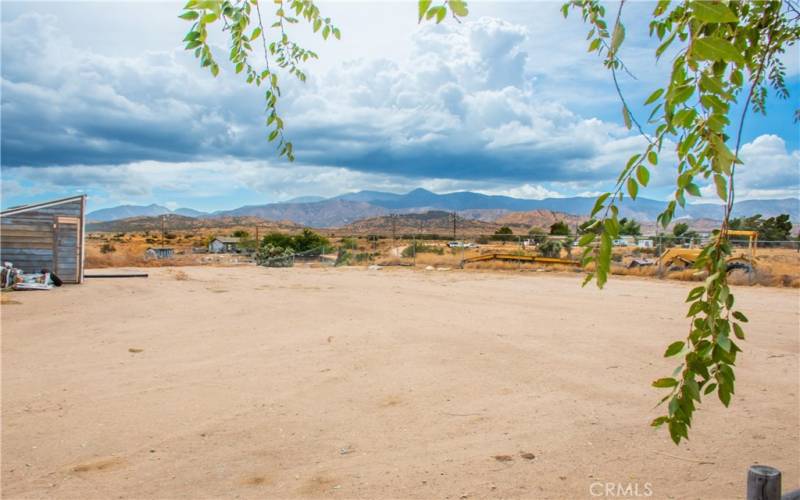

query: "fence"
left=746, top=464, right=800, bottom=500
left=251, top=233, right=799, bottom=286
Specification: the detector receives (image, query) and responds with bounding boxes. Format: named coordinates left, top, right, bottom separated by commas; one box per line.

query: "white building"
left=208, top=237, right=241, bottom=253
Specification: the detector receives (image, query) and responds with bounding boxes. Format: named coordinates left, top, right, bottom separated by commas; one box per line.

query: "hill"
left=87, top=190, right=799, bottom=227
left=86, top=214, right=300, bottom=233
left=337, top=210, right=523, bottom=236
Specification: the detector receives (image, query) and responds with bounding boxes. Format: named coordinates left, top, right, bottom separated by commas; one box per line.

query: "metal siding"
left=0, top=197, right=85, bottom=283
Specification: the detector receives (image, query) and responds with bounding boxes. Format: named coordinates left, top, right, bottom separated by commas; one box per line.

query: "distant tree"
left=549, top=221, right=570, bottom=236
left=619, top=218, right=641, bottom=236
left=232, top=229, right=250, bottom=238
left=672, top=222, right=690, bottom=237
left=261, top=232, right=295, bottom=250
left=100, top=243, right=116, bottom=254
left=730, top=213, right=793, bottom=244
left=493, top=225, right=514, bottom=243
left=291, top=228, right=331, bottom=252
left=528, top=227, right=547, bottom=244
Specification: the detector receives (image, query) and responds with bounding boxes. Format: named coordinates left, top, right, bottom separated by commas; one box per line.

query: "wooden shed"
left=0, top=195, right=87, bottom=284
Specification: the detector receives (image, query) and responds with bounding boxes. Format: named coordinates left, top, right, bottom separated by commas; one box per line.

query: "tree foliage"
left=730, top=213, right=793, bottom=242
left=564, top=0, right=800, bottom=444
left=549, top=221, right=571, bottom=236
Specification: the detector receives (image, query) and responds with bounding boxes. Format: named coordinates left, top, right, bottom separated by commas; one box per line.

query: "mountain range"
left=87, top=189, right=799, bottom=228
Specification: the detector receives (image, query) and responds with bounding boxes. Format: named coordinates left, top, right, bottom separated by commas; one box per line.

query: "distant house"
left=145, top=247, right=174, bottom=259
left=637, top=239, right=654, bottom=249
left=208, top=237, right=241, bottom=253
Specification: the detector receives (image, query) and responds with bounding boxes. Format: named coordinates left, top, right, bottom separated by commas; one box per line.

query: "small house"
left=637, top=239, right=654, bottom=249
left=208, top=236, right=241, bottom=253
left=145, top=247, right=174, bottom=259
left=0, top=195, right=87, bottom=283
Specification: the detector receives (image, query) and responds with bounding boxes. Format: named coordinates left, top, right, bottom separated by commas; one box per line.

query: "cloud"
left=1, top=6, right=797, bottom=211
left=1, top=11, right=648, bottom=187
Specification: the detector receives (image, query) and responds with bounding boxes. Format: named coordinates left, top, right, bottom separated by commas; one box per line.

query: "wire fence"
left=252, top=232, right=800, bottom=274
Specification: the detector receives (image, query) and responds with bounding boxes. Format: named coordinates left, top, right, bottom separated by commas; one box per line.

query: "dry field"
left=1, top=266, right=798, bottom=499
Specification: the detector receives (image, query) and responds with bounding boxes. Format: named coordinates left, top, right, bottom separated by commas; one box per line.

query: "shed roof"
left=1, top=195, right=87, bottom=217
left=213, top=237, right=242, bottom=244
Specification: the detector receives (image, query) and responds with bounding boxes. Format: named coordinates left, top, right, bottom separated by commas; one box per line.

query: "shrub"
left=100, top=243, right=116, bottom=254
left=402, top=241, right=444, bottom=257
left=340, top=237, right=358, bottom=250
left=539, top=240, right=563, bottom=258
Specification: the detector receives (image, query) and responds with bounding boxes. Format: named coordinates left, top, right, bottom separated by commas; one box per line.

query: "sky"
left=1, top=1, right=798, bottom=212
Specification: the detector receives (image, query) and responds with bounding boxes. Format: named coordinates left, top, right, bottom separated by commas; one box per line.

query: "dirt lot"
left=2, top=266, right=798, bottom=499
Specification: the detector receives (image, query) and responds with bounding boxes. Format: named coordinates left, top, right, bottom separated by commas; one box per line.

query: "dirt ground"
left=1, top=266, right=798, bottom=499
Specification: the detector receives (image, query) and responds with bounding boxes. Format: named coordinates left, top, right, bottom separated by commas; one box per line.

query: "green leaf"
left=333, top=28, right=341, bottom=40
left=644, top=88, right=664, bottom=105
left=591, top=192, right=610, bottom=217
left=435, top=5, right=446, bottom=22
left=578, top=232, right=596, bottom=246
left=627, top=177, right=638, bottom=200
left=692, top=37, right=745, bottom=65
left=690, top=1, right=738, bottom=23
left=622, top=105, right=632, bottom=130
left=647, top=151, right=658, bottom=165
left=713, top=174, right=728, bottom=201
left=732, top=311, right=748, bottom=323
left=202, top=12, right=218, bottom=23
left=610, top=22, right=625, bottom=56
left=268, top=129, right=279, bottom=141
left=636, top=165, right=650, bottom=187
left=418, top=0, right=432, bottom=21
left=449, top=0, right=469, bottom=17
left=653, top=377, right=679, bottom=388
left=250, top=27, right=262, bottom=41
left=685, top=183, right=701, bottom=197
left=733, top=323, right=745, bottom=340
left=210, top=63, right=219, bottom=77
left=179, top=11, right=199, bottom=20
left=322, top=25, right=330, bottom=39
left=651, top=416, right=669, bottom=427
left=664, top=341, right=685, bottom=357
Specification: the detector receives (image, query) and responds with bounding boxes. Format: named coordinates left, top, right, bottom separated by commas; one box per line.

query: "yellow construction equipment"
left=659, top=230, right=758, bottom=272
left=461, top=253, right=579, bottom=266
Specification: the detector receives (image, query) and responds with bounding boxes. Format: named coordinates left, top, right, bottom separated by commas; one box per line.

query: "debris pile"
left=1, top=262, right=63, bottom=291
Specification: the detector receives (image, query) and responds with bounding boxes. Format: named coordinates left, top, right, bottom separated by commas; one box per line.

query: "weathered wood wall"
left=0, top=197, right=85, bottom=283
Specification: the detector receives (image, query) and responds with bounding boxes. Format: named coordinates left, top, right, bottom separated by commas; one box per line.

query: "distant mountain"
left=87, top=204, right=208, bottom=221
left=339, top=210, right=515, bottom=236
left=87, top=190, right=798, bottom=228
left=87, top=204, right=172, bottom=222
left=214, top=199, right=389, bottom=227
left=335, top=189, right=799, bottom=222
left=86, top=214, right=300, bottom=232
left=173, top=207, right=208, bottom=217
left=284, top=195, right=326, bottom=203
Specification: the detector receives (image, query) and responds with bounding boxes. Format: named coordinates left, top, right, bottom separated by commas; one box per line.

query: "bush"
left=340, top=237, right=358, bottom=250
left=261, top=232, right=294, bottom=250
left=402, top=241, right=444, bottom=257
left=100, top=243, right=116, bottom=254
left=335, top=249, right=352, bottom=266
left=291, top=229, right=330, bottom=253
left=539, top=240, right=563, bottom=258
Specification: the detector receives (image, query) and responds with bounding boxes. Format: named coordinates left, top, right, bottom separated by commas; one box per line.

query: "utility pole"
left=452, top=211, right=457, bottom=240
left=161, top=215, right=165, bottom=248
left=391, top=214, right=397, bottom=242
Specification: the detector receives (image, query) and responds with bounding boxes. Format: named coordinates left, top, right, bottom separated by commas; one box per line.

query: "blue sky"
left=1, top=1, right=798, bottom=212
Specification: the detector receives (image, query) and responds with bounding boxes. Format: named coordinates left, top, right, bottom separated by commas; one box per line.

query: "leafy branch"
left=566, top=0, right=799, bottom=444
left=180, top=0, right=340, bottom=161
